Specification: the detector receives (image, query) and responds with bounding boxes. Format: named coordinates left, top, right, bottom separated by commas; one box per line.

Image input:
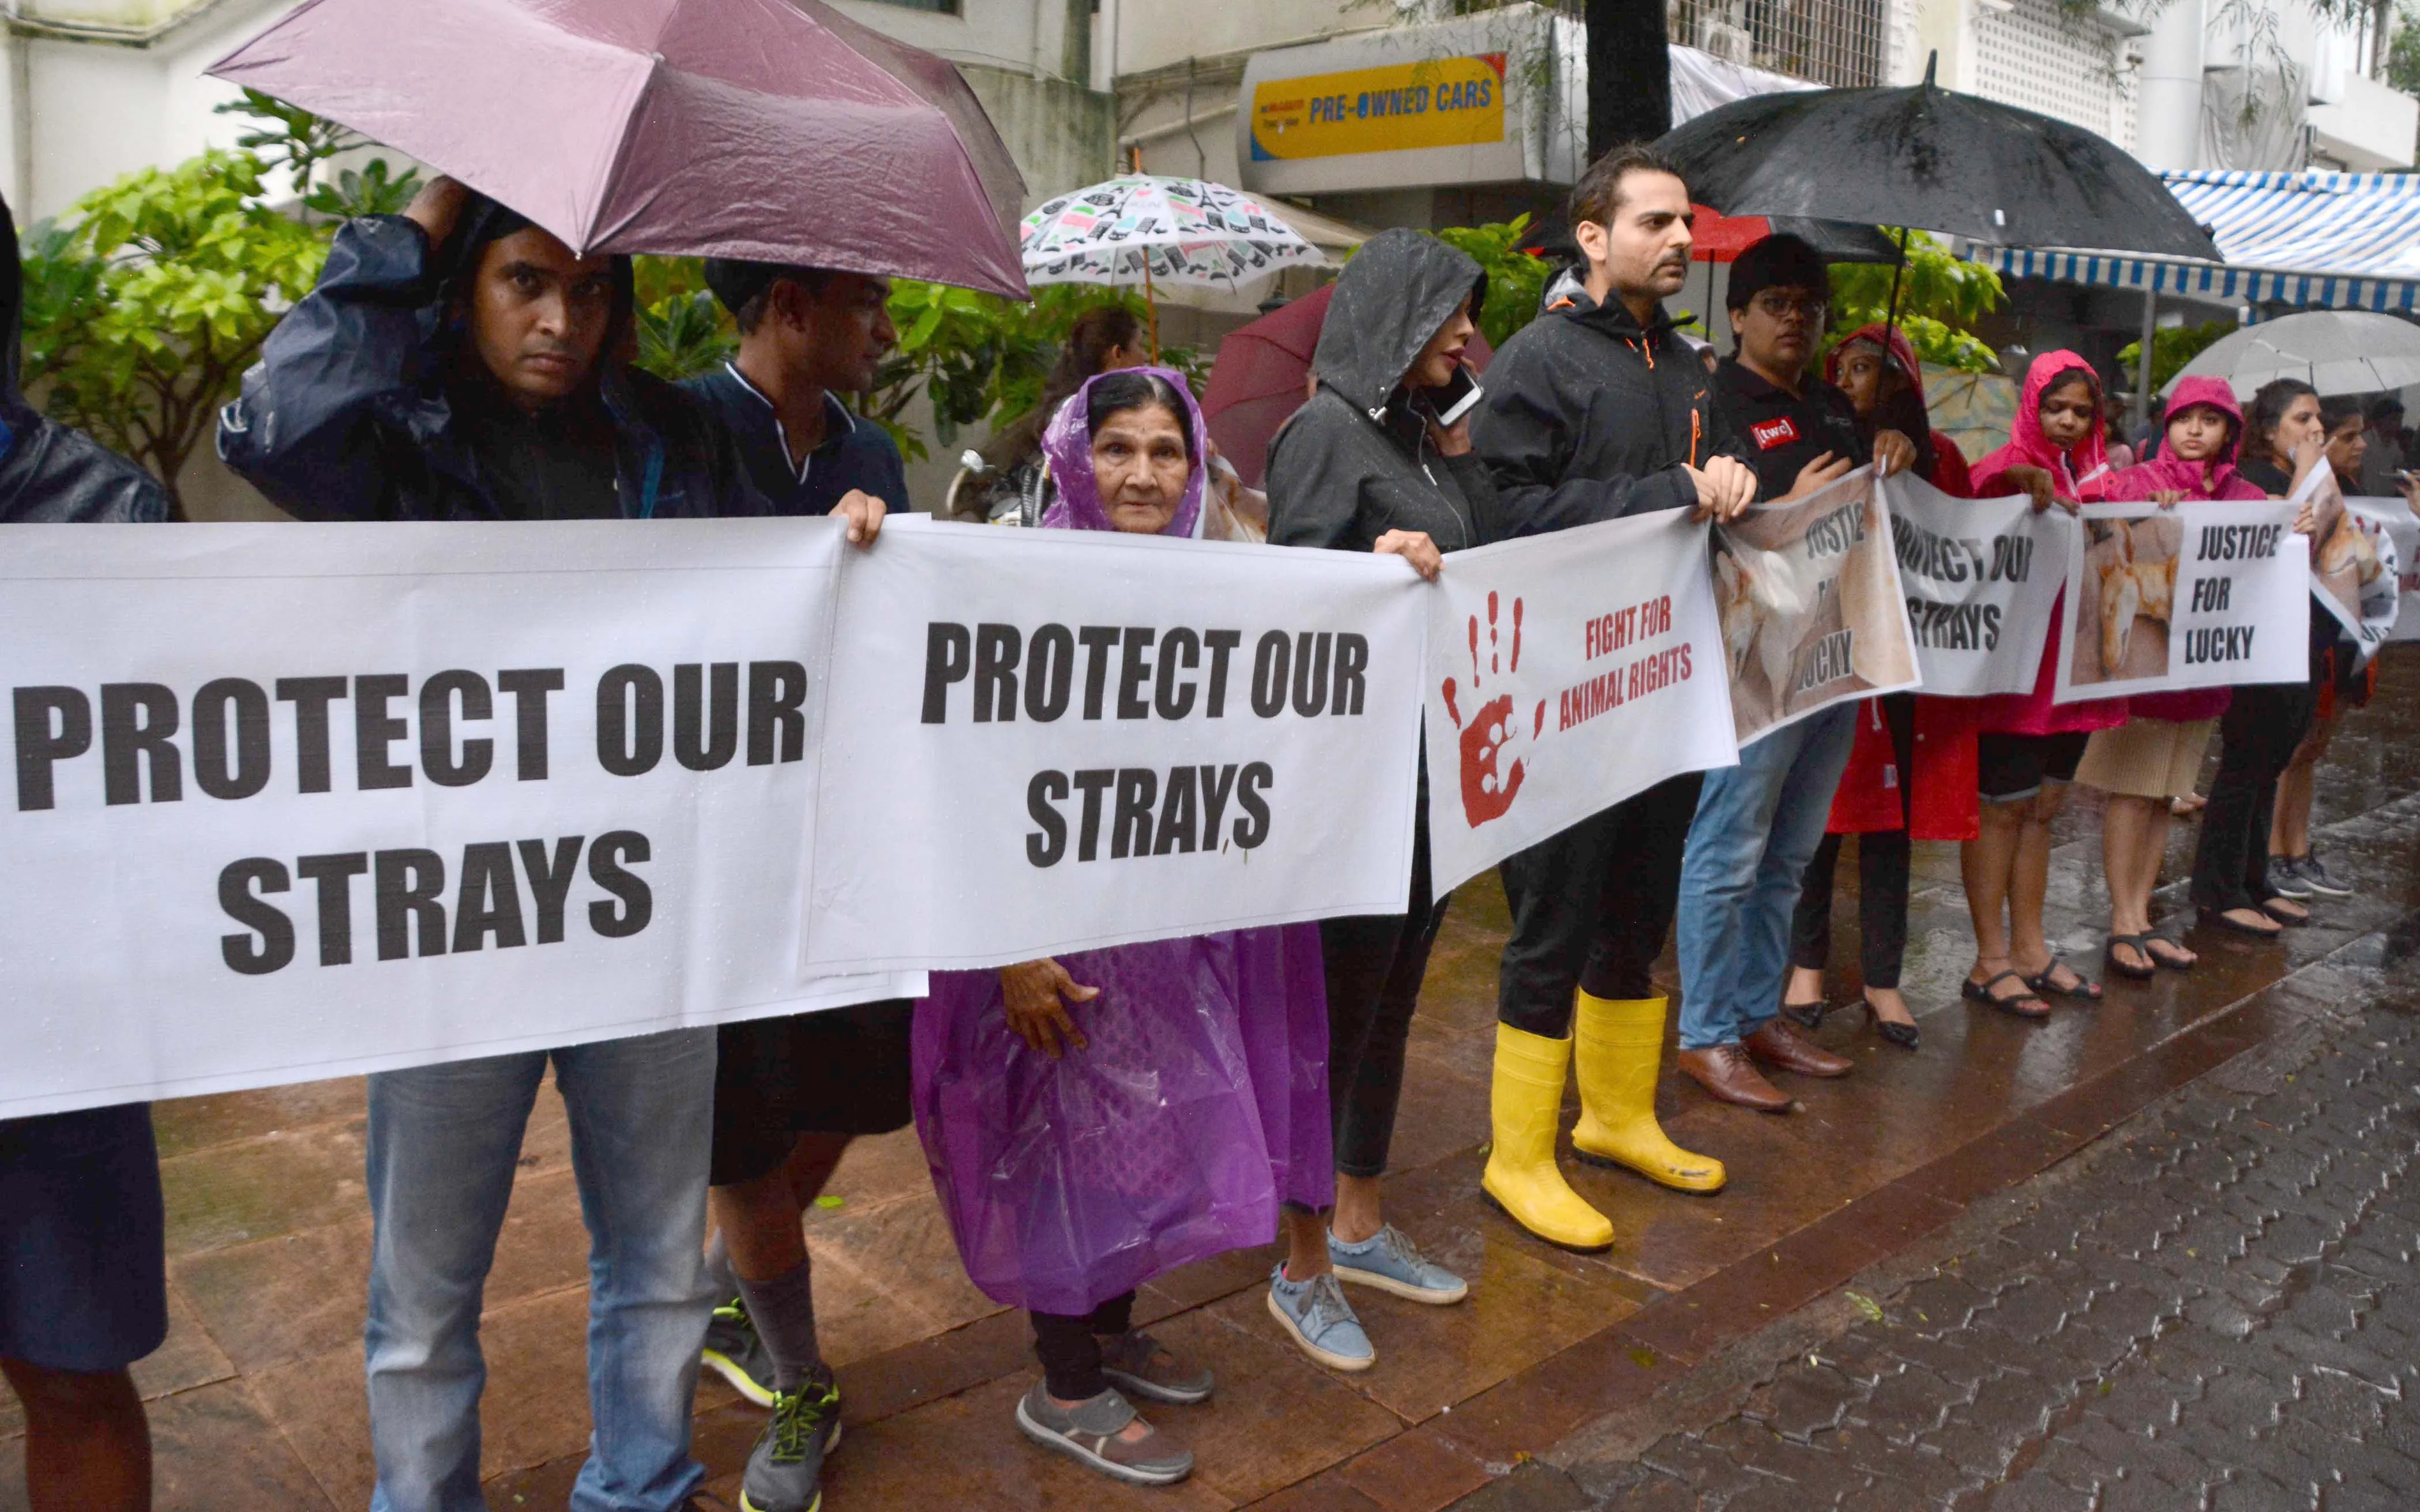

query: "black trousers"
left=1316, top=796, right=1451, bottom=1182
left=1030, top=1290, right=1135, bottom=1400
left=1496, top=772, right=1704, bottom=1038
left=2190, top=681, right=2316, bottom=914
left=1789, top=695, right=1914, bottom=990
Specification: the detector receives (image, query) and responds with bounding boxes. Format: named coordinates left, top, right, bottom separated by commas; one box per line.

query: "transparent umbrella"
left=2165, top=311, right=2420, bottom=401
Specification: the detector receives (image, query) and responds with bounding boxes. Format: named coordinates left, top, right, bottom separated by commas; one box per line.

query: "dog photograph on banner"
left=2298, top=465, right=2402, bottom=660
left=2052, top=498, right=2308, bottom=702
left=1710, top=467, right=1919, bottom=745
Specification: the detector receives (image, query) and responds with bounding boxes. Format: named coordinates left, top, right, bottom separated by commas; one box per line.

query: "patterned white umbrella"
left=1020, top=176, right=1326, bottom=289
left=2166, top=311, right=2420, bottom=400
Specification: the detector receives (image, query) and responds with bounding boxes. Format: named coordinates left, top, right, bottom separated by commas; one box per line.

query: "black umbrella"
left=1656, top=56, right=2219, bottom=259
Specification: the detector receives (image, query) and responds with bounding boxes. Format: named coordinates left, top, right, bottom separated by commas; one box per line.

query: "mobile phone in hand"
left=1430, top=366, right=1484, bottom=427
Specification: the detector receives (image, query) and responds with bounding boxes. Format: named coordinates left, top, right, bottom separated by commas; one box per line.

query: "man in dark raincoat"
left=218, top=175, right=761, bottom=1512
left=1466, top=142, right=1752, bottom=1254
left=0, top=190, right=171, bottom=1512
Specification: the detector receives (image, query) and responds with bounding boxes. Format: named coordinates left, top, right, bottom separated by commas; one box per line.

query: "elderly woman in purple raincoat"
left=912, top=369, right=1332, bottom=1489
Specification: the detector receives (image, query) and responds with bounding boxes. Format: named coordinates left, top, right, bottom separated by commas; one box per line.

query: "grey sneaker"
left=702, top=1296, right=777, bottom=1407
left=1014, top=1382, right=1193, bottom=1485
left=1266, top=1265, right=1374, bottom=1371
left=2264, top=856, right=2313, bottom=901
left=1098, top=1330, right=1215, bottom=1405
left=1329, top=1224, right=1468, bottom=1305
left=738, top=1378, right=841, bottom=1512
left=2295, top=852, right=2353, bottom=897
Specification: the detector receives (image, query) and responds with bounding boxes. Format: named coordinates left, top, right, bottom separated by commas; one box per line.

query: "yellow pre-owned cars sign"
left=1249, top=54, right=1507, bottom=162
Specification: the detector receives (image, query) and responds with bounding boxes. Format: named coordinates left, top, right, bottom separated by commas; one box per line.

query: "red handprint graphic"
left=1439, top=591, right=1545, bottom=828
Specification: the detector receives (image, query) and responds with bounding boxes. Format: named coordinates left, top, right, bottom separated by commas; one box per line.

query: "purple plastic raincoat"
left=912, top=371, right=1333, bottom=1317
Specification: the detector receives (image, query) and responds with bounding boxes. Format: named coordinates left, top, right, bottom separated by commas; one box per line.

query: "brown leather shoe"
left=1677, top=1044, right=1791, bottom=1112
left=1745, top=1019, right=1853, bottom=1079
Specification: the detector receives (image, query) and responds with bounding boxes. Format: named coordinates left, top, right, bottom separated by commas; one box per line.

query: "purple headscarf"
left=910, top=365, right=1334, bottom=1316
left=1037, top=366, right=1210, bottom=538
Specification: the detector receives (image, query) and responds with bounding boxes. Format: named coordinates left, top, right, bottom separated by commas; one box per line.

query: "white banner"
left=1420, top=512, right=1736, bottom=895
left=1711, top=468, right=1920, bottom=744
left=2300, top=468, right=2403, bottom=663
left=0, top=520, right=917, bottom=1119
left=1877, top=475, right=2072, bottom=697
left=801, top=519, right=1426, bottom=973
left=2346, top=494, right=2420, bottom=644
left=2051, top=500, right=2307, bottom=702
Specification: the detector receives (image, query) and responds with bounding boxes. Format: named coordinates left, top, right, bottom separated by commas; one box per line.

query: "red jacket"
left=1825, top=430, right=1980, bottom=840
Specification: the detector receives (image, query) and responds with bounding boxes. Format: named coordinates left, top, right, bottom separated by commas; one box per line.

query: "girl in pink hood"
left=1958, top=354, right=2124, bottom=1020
left=2074, top=377, right=2264, bottom=979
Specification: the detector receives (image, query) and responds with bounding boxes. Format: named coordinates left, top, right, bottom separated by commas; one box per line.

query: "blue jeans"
left=1677, top=704, right=1857, bottom=1051
left=364, top=1029, right=715, bottom=1512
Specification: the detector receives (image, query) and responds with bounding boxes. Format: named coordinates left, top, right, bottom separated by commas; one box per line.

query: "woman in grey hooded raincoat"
left=1258, top=228, right=1499, bottom=1372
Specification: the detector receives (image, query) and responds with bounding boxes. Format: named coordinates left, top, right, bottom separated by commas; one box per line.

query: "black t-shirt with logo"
left=1712, top=357, right=1870, bottom=503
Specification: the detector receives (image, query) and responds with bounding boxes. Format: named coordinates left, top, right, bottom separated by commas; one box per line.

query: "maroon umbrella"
left=209, top=0, right=1028, bottom=297
left=1201, top=284, right=1492, bottom=488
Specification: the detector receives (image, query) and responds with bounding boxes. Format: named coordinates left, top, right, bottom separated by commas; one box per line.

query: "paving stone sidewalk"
left=1469, top=920, right=2420, bottom=1511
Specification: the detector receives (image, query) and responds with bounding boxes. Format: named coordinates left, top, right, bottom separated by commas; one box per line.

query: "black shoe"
left=704, top=1296, right=777, bottom=1408
left=740, top=1377, right=841, bottom=1512
left=1779, top=996, right=1827, bottom=1030
left=1855, top=999, right=1919, bottom=1050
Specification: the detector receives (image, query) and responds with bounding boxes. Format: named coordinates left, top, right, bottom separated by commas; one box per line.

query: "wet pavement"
left=5, top=651, right=2417, bottom=1511
left=1459, top=925, right=2420, bottom=1511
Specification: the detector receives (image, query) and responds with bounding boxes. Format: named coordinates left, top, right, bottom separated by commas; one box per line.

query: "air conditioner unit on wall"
left=1698, top=18, right=1754, bottom=64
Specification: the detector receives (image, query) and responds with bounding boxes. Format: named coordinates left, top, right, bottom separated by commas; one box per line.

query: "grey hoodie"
left=1266, top=229, right=1500, bottom=555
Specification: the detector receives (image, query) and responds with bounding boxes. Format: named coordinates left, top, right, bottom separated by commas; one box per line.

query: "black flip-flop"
left=2198, top=906, right=2282, bottom=939
left=1963, top=970, right=2050, bottom=1020
left=2260, top=898, right=2311, bottom=928
left=2025, top=957, right=2102, bottom=1004
left=2145, top=935, right=2198, bottom=971
left=2103, top=933, right=2157, bottom=981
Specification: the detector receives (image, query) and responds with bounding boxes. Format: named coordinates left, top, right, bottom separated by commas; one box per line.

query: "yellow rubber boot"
left=1570, top=992, right=1727, bottom=1193
left=1481, top=1024, right=1614, bottom=1252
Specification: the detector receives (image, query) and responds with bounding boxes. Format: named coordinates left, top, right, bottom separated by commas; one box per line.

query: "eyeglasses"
left=1750, top=293, right=1828, bottom=323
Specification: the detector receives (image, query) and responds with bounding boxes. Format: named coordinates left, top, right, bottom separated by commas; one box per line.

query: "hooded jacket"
left=1823, top=324, right=1972, bottom=497
left=1471, top=274, right=1742, bottom=534
left=0, top=195, right=167, bottom=524
left=1265, top=229, right=1500, bottom=554
left=218, top=208, right=762, bottom=522
left=2105, top=376, right=2264, bottom=504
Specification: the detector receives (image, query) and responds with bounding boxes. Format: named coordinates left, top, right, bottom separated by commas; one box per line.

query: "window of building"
left=1670, top=0, right=1888, bottom=89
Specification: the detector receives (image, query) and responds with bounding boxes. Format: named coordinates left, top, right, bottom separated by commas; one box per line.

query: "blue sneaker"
left=1329, top=1225, right=1468, bottom=1305
left=1266, top=1265, right=1374, bottom=1372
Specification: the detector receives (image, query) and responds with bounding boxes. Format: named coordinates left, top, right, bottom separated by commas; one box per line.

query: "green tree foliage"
left=1825, top=230, right=2006, bottom=373
left=2116, top=318, right=2236, bottom=395
left=1431, top=214, right=1551, bottom=350
left=21, top=152, right=327, bottom=513
left=214, top=88, right=422, bottom=220
left=630, top=256, right=737, bottom=384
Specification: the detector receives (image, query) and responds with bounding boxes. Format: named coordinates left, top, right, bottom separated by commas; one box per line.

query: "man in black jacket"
left=1468, top=143, right=1754, bottom=1254
left=220, top=176, right=764, bottom=1512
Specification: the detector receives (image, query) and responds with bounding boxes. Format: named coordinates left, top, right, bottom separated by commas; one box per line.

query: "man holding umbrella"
left=217, top=176, right=854, bottom=1512
left=1468, top=142, right=1756, bottom=1253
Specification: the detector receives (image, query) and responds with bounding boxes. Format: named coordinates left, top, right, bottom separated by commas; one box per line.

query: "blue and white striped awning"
left=1976, top=170, right=2420, bottom=315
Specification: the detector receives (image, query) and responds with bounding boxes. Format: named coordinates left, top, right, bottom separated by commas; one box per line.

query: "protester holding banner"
left=1673, top=235, right=1897, bottom=1106
left=682, top=258, right=903, bottom=1512
left=217, top=175, right=773, bottom=1512
left=1786, top=326, right=1981, bottom=1050
left=1959, top=353, right=2124, bottom=1019
left=1466, top=143, right=1749, bottom=1250
left=0, top=190, right=171, bottom=1512
left=912, top=371, right=1331, bottom=1488
left=963, top=305, right=1147, bottom=524
left=2078, top=377, right=2266, bottom=978
left=2265, top=395, right=2375, bottom=904
left=2193, top=379, right=2330, bottom=937
left=1261, top=227, right=1499, bottom=1360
